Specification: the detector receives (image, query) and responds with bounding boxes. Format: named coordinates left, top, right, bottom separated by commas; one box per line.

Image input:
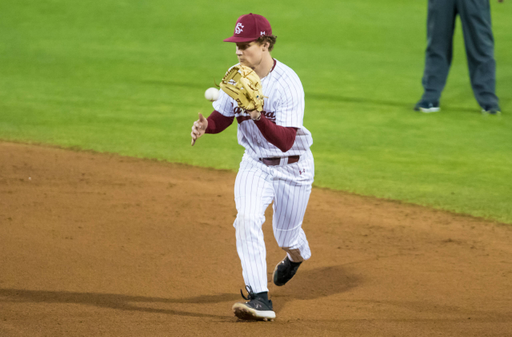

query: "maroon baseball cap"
left=224, top=13, right=272, bottom=43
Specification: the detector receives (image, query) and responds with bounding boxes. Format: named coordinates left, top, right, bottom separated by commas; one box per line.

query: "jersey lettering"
left=213, top=59, right=313, bottom=158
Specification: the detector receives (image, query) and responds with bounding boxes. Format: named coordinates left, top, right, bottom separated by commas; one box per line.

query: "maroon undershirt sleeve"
left=205, top=110, right=234, bottom=134
left=254, top=114, right=297, bottom=153
left=204, top=110, right=297, bottom=153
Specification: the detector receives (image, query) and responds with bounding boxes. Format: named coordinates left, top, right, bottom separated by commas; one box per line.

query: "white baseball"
left=204, top=87, right=219, bottom=102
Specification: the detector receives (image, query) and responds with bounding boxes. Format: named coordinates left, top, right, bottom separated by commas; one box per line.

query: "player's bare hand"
left=191, top=113, right=208, bottom=146
left=247, top=109, right=261, bottom=121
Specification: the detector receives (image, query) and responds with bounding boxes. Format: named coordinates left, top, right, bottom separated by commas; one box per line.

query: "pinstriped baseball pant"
left=233, top=151, right=314, bottom=293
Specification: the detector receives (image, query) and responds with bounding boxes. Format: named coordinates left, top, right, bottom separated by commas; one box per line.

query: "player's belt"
left=259, top=155, right=300, bottom=166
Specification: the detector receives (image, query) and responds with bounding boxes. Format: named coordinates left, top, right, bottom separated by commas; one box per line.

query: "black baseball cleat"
left=273, top=256, right=302, bottom=286
left=232, top=286, right=275, bottom=321
left=414, top=100, right=440, bottom=113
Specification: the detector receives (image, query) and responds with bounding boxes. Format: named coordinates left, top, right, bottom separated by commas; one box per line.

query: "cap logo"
left=260, top=31, right=266, bottom=35
left=235, top=23, right=244, bottom=34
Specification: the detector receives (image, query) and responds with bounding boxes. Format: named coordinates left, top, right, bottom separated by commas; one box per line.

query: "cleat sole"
left=233, top=303, right=276, bottom=321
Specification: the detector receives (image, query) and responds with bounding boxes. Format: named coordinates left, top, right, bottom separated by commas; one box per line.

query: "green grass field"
left=1, top=0, right=511, bottom=223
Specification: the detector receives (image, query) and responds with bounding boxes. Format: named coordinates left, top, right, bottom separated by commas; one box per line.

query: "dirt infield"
left=1, top=142, right=511, bottom=336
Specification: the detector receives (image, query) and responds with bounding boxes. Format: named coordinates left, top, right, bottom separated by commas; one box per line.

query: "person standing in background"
left=414, top=0, right=504, bottom=115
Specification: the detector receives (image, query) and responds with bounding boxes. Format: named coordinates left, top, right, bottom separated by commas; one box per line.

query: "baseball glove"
left=219, top=65, right=265, bottom=112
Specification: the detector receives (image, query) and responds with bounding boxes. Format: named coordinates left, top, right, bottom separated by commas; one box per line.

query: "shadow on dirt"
left=0, top=265, right=358, bottom=319
left=269, top=265, right=361, bottom=313
left=0, top=288, right=237, bottom=319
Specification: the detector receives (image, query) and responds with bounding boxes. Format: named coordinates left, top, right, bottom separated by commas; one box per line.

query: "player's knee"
left=234, top=213, right=248, bottom=226
left=233, top=213, right=261, bottom=229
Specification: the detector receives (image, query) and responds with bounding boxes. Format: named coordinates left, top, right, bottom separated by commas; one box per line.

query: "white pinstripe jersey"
left=213, top=59, right=313, bottom=159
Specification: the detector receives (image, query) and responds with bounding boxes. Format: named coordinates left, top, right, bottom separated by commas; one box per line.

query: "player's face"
left=235, top=41, right=266, bottom=69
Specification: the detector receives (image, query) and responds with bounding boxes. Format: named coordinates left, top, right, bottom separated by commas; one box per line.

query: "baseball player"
left=190, top=13, right=314, bottom=321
